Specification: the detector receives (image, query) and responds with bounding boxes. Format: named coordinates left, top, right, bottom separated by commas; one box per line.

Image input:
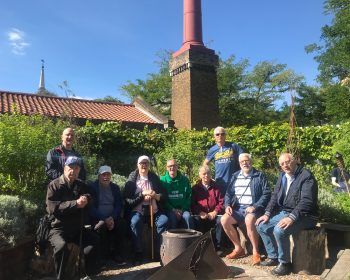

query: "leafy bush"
left=0, top=113, right=349, bottom=225
left=0, top=113, right=68, bottom=201
left=0, top=195, right=39, bottom=248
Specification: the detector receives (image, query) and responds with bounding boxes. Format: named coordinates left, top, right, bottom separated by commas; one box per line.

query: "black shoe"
left=271, top=262, right=292, bottom=276
left=114, top=256, right=127, bottom=266
left=260, top=258, right=279, bottom=266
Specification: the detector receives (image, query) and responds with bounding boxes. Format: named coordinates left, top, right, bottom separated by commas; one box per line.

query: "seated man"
left=221, top=153, right=271, bottom=265
left=256, top=152, right=319, bottom=276
left=160, top=159, right=194, bottom=229
left=191, top=165, right=224, bottom=252
left=124, top=155, right=168, bottom=263
left=88, top=165, right=127, bottom=265
left=46, top=156, right=99, bottom=280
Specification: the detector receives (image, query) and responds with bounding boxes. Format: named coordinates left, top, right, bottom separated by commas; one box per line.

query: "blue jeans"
left=256, top=211, right=317, bottom=263
left=166, top=210, right=194, bottom=229
left=130, top=211, right=168, bottom=255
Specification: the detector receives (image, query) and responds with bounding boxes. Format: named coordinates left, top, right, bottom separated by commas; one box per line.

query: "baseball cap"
left=98, top=165, right=112, bottom=175
left=137, top=155, right=150, bottom=164
left=65, top=156, right=82, bottom=167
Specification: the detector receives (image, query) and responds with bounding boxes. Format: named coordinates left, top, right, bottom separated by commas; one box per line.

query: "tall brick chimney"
left=170, top=0, right=219, bottom=129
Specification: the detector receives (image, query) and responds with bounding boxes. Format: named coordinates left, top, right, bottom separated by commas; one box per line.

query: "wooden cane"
left=150, top=199, right=154, bottom=260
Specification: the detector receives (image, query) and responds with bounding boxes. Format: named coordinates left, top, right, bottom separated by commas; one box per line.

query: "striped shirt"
left=234, top=172, right=252, bottom=206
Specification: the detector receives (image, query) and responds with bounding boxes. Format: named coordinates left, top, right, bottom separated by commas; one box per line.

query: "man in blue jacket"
left=256, top=152, right=319, bottom=276
left=221, top=153, right=271, bottom=265
left=89, top=165, right=127, bottom=265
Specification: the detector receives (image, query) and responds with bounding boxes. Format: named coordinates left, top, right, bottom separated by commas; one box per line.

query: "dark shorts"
left=231, top=205, right=258, bottom=224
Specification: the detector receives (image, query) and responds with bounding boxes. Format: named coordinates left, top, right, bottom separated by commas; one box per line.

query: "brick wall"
left=170, top=48, right=219, bottom=129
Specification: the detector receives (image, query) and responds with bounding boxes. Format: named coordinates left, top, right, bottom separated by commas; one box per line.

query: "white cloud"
left=7, top=28, right=30, bottom=55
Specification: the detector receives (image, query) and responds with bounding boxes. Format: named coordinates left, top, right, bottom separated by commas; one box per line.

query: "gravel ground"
left=91, top=253, right=323, bottom=280
left=223, top=254, right=321, bottom=280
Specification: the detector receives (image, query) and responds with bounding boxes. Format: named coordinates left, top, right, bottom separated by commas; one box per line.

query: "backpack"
left=35, top=214, right=53, bottom=255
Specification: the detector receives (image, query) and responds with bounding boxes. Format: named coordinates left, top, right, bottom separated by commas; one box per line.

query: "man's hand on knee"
left=255, top=214, right=269, bottom=225
left=277, top=217, right=294, bottom=229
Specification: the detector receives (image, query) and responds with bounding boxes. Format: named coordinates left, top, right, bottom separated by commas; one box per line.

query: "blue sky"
left=0, top=0, right=331, bottom=103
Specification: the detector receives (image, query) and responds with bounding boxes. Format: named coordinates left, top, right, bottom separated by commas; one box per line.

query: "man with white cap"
left=88, top=165, right=127, bottom=265
left=124, top=155, right=168, bottom=263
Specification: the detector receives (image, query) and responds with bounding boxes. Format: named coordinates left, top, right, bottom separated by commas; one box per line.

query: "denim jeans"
left=166, top=210, right=194, bottom=230
left=130, top=211, right=168, bottom=255
left=256, top=211, right=317, bottom=263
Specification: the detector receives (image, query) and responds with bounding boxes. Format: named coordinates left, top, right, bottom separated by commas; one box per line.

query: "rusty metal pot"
left=160, top=229, right=203, bottom=266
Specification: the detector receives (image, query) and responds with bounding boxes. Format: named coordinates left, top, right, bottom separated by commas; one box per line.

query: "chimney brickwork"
left=170, top=48, right=219, bottom=129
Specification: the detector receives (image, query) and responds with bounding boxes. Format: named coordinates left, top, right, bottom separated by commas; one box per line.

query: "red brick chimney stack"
left=170, top=0, right=219, bottom=129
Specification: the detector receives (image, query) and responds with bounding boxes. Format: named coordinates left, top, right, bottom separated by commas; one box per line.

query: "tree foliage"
left=94, top=95, right=124, bottom=103
left=294, top=84, right=328, bottom=126
left=120, top=50, right=172, bottom=116
left=218, top=58, right=303, bottom=127
left=305, top=0, right=350, bottom=84
left=0, top=113, right=67, bottom=201
left=0, top=114, right=349, bottom=223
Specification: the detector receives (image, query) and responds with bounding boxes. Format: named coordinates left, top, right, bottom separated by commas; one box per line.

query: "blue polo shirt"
left=206, top=141, right=244, bottom=192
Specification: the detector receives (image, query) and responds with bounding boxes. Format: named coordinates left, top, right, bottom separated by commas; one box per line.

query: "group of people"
left=44, top=126, right=319, bottom=279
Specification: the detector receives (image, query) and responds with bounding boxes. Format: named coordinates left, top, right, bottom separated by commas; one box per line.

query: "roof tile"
left=0, top=91, right=158, bottom=124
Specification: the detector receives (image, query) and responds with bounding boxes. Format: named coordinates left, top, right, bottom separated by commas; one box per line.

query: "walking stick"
left=150, top=199, right=154, bottom=260
left=78, top=207, right=91, bottom=280
left=78, top=207, right=84, bottom=278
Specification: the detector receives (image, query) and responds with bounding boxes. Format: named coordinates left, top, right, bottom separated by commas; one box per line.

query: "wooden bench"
left=237, top=223, right=326, bottom=275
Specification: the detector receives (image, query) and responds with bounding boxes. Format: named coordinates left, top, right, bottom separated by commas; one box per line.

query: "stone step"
left=321, top=249, right=350, bottom=280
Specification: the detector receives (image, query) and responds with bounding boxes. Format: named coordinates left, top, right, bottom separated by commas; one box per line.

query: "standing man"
left=204, top=126, right=244, bottom=193
left=256, top=153, right=319, bottom=276
left=221, top=153, right=271, bottom=265
left=160, top=159, right=194, bottom=229
left=46, top=156, right=99, bottom=280
left=88, top=165, right=127, bottom=265
left=46, top=127, right=86, bottom=182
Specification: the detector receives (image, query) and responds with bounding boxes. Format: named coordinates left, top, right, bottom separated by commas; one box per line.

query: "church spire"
left=37, top=59, right=47, bottom=95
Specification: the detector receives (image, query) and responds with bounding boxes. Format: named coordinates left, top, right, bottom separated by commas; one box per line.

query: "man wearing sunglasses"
left=204, top=126, right=244, bottom=193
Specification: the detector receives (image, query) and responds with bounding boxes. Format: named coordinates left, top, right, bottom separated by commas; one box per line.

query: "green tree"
left=121, top=52, right=303, bottom=126
left=305, top=0, right=350, bottom=85
left=94, top=95, right=123, bottom=103
left=243, top=61, right=304, bottom=105
left=323, top=84, right=350, bottom=123
left=294, top=84, right=328, bottom=126
left=120, top=50, right=172, bottom=116
left=219, top=60, right=303, bottom=127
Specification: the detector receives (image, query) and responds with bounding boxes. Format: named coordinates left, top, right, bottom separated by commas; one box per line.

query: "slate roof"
left=0, top=90, right=159, bottom=124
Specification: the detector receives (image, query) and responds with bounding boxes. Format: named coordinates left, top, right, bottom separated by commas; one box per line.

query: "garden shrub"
left=0, top=113, right=68, bottom=201
left=0, top=195, right=39, bottom=248
left=0, top=113, right=349, bottom=225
